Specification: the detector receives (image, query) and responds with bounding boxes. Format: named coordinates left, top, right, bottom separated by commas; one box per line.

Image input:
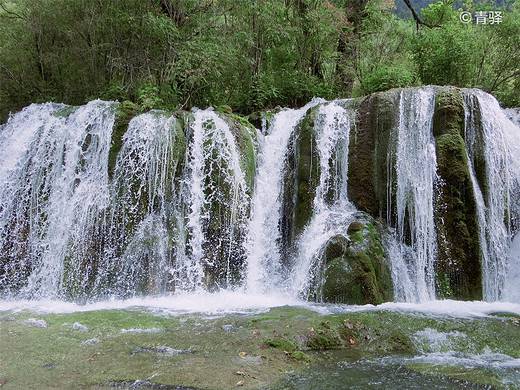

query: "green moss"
left=108, top=100, right=141, bottom=178
left=432, top=88, right=465, bottom=137
left=436, top=133, right=469, bottom=182
left=2, top=307, right=520, bottom=389
left=348, top=90, right=401, bottom=218
left=406, top=362, right=506, bottom=389
left=433, top=88, right=482, bottom=301
left=306, top=333, right=338, bottom=350
left=217, top=111, right=257, bottom=194
left=53, top=105, right=80, bottom=118
left=255, top=306, right=319, bottom=320
left=215, top=104, right=232, bottom=114
left=347, top=224, right=364, bottom=244
left=313, top=218, right=393, bottom=305
left=248, top=108, right=282, bottom=132
left=265, top=337, right=296, bottom=351
left=294, top=109, right=320, bottom=235
left=321, top=257, right=365, bottom=305
left=289, top=350, right=312, bottom=362
left=435, top=270, right=453, bottom=299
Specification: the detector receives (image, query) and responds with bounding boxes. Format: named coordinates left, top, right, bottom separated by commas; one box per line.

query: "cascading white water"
left=1, top=89, right=519, bottom=304
left=186, top=110, right=250, bottom=290
left=391, top=88, right=438, bottom=302
left=288, top=101, right=356, bottom=297
left=505, top=108, right=520, bottom=128
left=245, top=99, right=324, bottom=294
left=94, top=111, right=184, bottom=295
left=464, top=91, right=520, bottom=301
left=0, top=101, right=116, bottom=298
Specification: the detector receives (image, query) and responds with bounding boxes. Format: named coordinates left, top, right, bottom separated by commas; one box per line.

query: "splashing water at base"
left=245, top=98, right=324, bottom=294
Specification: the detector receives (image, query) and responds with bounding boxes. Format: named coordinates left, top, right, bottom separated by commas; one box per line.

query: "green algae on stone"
left=348, top=95, right=378, bottom=216
left=348, top=89, right=401, bottom=219
left=2, top=307, right=520, bottom=389
left=265, top=337, right=297, bottom=351
left=215, top=111, right=257, bottom=196
left=293, top=107, right=321, bottom=235
left=433, top=87, right=482, bottom=300
left=248, top=108, right=282, bottom=133
left=308, top=216, right=393, bottom=305
left=53, top=104, right=81, bottom=118
left=108, top=100, right=141, bottom=178
left=192, top=111, right=256, bottom=289
left=279, top=104, right=321, bottom=257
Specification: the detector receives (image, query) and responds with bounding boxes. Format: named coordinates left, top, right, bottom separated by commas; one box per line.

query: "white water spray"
left=245, top=99, right=324, bottom=293
left=289, top=101, right=356, bottom=297
left=186, top=110, right=250, bottom=290
left=391, top=88, right=437, bottom=302
left=0, top=101, right=115, bottom=298
left=464, top=91, right=520, bottom=301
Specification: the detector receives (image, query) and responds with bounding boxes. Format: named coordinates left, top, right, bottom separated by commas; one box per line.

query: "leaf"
left=349, top=339, right=356, bottom=344
left=238, top=351, right=247, bottom=358
left=236, top=380, right=245, bottom=386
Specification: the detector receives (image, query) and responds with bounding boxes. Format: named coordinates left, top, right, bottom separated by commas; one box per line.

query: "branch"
left=0, top=2, right=23, bottom=19
left=401, top=0, right=440, bottom=28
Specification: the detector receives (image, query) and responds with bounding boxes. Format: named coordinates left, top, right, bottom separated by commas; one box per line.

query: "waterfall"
left=464, top=91, right=520, bottom=301
left=288, top=101, right=355, bottom=297
left=185, top=110, right=251, bottom=291
left=505, top=108, right=520, bottom=128
left=1, top=87, right=519, bottom=304
left=94, top=111, right=185, bottom=296
left=0, top=101, right=115, bottom=298
left=244, top=99, right=323, bottom=294
left=391, top=88, right=437, bottom=302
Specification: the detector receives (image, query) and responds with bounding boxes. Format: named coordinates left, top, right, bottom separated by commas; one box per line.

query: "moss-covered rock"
left=310, top=217, right=393, bottom=305
left=215, top=104, right=232, bottom=114
left=98, top=109, right=188, bottom=297
left=3, top=306, right=519, bottom=389
left=279, top=105, right=321, bottom=257
left=108, top=100, right=142, bottom=178
left=348, top=95, right=378, bottom=216
left=248, top=108, right=282, bottom=134
left=432, top=88, right=482, bottom=300
left=196, top=111, right=257, bottom=289
left=220, top=112, right=257, bottom=194
left=348, top=90, right=400, bottom=220
left=346, top=86, right=483, bottom=301
left=293, top=111, right=320, bottom=235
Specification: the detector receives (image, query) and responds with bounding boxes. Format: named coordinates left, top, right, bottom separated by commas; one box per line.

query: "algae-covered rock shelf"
left=0, top=86, right=519, bottom=305
left=1, top=305, right=519, bottom=389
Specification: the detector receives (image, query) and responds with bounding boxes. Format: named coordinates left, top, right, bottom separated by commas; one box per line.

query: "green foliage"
left=422, top=0, right=457, bottom=25
left=137, top=84, right=164, bottom=111
left=363, top=65, right=416, bottom=94
left=354, top=0, right=418, bottom=96
left=411, top=0, right=520, bottom=106
left=412, top=18, right=476, bottom=86
left=0, top=0, right=518, bottom=121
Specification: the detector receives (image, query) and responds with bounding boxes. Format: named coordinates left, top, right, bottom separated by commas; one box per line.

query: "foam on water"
left=2, top=295, right=520, bottom=318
